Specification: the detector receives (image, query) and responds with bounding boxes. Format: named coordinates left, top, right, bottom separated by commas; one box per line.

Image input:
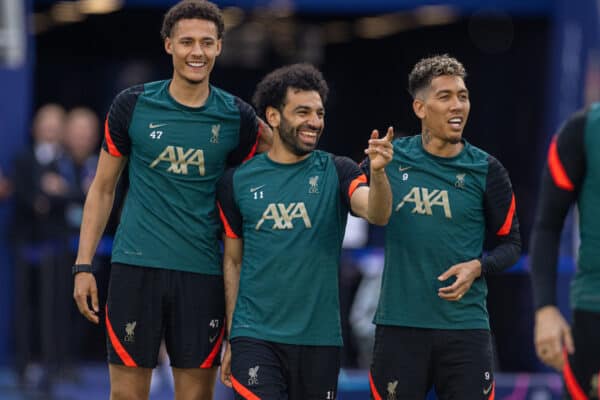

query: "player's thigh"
left=563, top=309, right=600, bottom=399
left=109, top=364, right=152, bottom=400
left=290, top=344, right=340, bottom=400
left=172, top=366, right=218, bottom=400
left=369, top=325, right=433, bottom=400
left=432, top=329, right=494, bottom=400
left=106, top=263, right=164, bottom=368
left=230, top=337, right=288, bottom=400
left=164, top=270, right=225, bottom=369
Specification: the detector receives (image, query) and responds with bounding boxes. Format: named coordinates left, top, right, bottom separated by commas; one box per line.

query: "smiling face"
left=413, top=74, right=470, bottom=144
left=164, top=18, right=222, bottom=86
left=269, top=88, right=325, bottom=157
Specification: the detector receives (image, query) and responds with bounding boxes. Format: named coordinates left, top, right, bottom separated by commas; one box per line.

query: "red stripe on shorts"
left=231, top=375, right=261, bottom=400
left=105, top=304, right=137, bottom=367
left=369, top=371, right=383, bottom=400
left=200, top=326, right=225, bottom=368
left=563, top=349, right=588, bottom=400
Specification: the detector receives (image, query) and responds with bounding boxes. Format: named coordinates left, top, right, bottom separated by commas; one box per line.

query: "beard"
left=278, top=117, right=321, bottom=157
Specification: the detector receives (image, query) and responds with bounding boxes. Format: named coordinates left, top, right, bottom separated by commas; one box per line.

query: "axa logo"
left=395, top=186, right=452, bottom=218
left=255, top=202, right=312, bottom=230
left=149, top=145, right=205, bottom=176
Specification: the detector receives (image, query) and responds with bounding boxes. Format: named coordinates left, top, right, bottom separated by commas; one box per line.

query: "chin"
left=447, top=133, right=463, bottom=144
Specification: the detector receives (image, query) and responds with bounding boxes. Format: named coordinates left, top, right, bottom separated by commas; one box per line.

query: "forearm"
left=530, top=226, right=561, bottom=309
left=481, top=232, right=521, bottom=274
left=75, top=182, right=116, bottom=264
left=367, top=168, right=392, bottom=225
left=223, top=255, right=241, bottom=337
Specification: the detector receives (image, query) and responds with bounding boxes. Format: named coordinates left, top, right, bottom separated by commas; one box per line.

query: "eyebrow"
left=293, top=105, right=324, bottom=112
left=435, top=88, right=469, bottom=95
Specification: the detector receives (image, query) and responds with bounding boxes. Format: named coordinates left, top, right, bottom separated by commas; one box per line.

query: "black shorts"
left=563, top=309, right=600, bottom=399
left=105, top=263, right=225, bottom=369
left=370, top=325, right=495, bottom=400
left=230, top=337, right=340, bottom=400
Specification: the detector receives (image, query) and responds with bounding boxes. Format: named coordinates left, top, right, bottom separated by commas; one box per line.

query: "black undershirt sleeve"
left=333, top=155, right=367, bottom=211
left=529, top=110, right=586, bottom=309
left=216, top=168, right=243, bottom=238
left=101, top=85, right=143, bottom=156
left=481, top=156, right=522, bottom=274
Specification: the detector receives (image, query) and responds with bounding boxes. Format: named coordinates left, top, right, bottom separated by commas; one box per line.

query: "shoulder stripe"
left=242, top=123, right=261, bottom=163
left=231, top=375, right=261, bottom=400
left=105, top=305, right=137, bottom=367
left=496, top=194, right=516, bottom=236
left=348, top=174, right=367, bottom=198
left=218, top=202, right=239, bottom=239
left=104, top=117, right=123, bottom=157
left=548, top=135, right=574, bottom=191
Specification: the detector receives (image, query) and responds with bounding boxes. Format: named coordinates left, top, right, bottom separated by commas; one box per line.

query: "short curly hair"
left=161, top=0, right=225, bottom=40
left=408, top=54, right=467, bottom=98
left=252, top=63, right=329, bottom=121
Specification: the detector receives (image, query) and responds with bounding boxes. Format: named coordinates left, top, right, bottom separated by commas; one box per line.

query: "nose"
left=307, top=112, right=323, bottom=129
left=449, top=95, right=464, bottom=111
left=191, top=41, right=205, bottom=56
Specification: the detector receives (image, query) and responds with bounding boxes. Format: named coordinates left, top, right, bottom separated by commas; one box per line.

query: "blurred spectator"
left=0, top=167, right=12, bottom=200
left=12, top=103, right=70, bottom=391
left=349, top=250, right=383, bottom=369
left=60, top=107, right=100, bottom=235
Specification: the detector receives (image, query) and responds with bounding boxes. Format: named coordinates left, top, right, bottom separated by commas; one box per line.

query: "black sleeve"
left=333, top=155, right=367, bottom=211
left=101, top=85, right=143, bottom=157
left=216, top=168, right=243, bottom=238
left=359, top=157, right=371, bottom=181
left=481, top=156, right=522, bottom=274
left=227, top=97, right=261, bottom=167
left=529, top=109, right=586, bottom=309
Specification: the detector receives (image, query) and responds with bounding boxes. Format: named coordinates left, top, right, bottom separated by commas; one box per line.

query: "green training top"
left=364, top=135, right=519, bottom=330
left=102, top=80, right=260, bottom=274
left=217, top=151, right=367, bottom=345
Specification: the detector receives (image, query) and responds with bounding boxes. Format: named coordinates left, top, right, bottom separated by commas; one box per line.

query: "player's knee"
left=110, top=384, right=149, bottom=400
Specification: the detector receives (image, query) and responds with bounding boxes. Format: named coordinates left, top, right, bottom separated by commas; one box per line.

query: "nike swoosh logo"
left=149, top=123, right=167, bottom=129
left=209, top=334, right=219, bottom=343
left=483, top=383, right=493, bottom=395
left=399, top=166, right=412, bottom=172
left=250, top=185, right=265, bottom=192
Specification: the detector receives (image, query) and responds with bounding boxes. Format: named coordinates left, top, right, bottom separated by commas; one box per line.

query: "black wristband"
left=72, top=263, right=93, bottom=275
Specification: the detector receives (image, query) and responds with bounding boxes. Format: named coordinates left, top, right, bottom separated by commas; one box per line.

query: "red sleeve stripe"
left=496, top=194, right=516, bottom=236
left=563, top=349, right=588, bottom=400
left=231, top=375, right=261, bottom=400
left=105, top=304, right=137, bottom=367
left=199, top=326, right=225, bottom=368
left=218, top=202, right=239, bottom=239
left=104, top=118, right=122, bottom=157
left=369, top=371, right=383, bottom=400
left=242, top=123, right=262, bottom=162
left=548, top=135, right=575, bottom=191
left=348, top=174, right=368, bottom=198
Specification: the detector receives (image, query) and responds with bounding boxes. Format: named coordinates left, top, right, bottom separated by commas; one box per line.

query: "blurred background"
left=0, top=0, right=598, bottom=398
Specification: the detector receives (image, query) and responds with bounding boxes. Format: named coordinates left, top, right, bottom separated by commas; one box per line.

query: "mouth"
left=186, top=61, right=206, bottom=69
left=447, top=117, right=464, bottom=131
left=297, top=129, right=319, bottom=145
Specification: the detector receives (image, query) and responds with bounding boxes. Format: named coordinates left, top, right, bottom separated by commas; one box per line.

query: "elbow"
left=367, top=208, right=391, bottom=226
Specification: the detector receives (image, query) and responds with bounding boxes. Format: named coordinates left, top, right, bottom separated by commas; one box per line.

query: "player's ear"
left=164, top=37, right=173, bottom=55
left=215, top=39, right=222, bottom=56
left=265, top=106, right=280, bottom=129
left=413, top=98, right=425, bottom=119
